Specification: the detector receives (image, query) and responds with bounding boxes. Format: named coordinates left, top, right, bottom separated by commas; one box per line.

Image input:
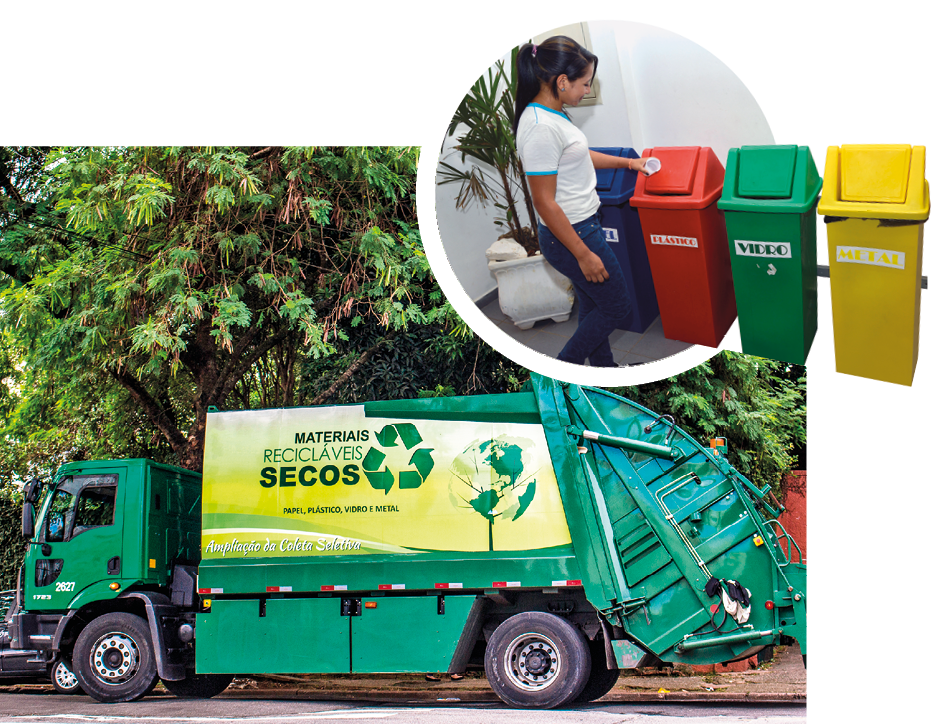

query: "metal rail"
left=676, top=628, right=775, bottom=652
left=655, top=473, right=713, bottom=580
left=579, top=429, right=682, bottom=461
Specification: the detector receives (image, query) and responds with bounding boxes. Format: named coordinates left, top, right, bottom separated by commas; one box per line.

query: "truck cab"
left=11, top=459, right=206, bottom=701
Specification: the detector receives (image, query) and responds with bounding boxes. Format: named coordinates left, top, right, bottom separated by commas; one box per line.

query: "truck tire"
left=162, top=673, right=234, bottom=698
left=72, top=612, right=158, bottom=703
left=574, top=639, right=619, bottom=702
left=484, top=611, right=591, bottom=709
left=50, top=656, right=83, bottom=695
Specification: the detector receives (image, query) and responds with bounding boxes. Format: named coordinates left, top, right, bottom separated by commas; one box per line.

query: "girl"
left=514, top=35, right=647, bottom=367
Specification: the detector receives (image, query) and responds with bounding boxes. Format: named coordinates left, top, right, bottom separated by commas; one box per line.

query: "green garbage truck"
left=9, top=374, right=806, bottom=708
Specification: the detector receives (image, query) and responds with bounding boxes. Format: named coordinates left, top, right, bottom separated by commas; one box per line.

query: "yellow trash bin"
left=818, top=144, right=928, bottom=386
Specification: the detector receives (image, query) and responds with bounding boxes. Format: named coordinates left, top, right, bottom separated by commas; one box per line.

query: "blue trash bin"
left=592, top=147, right=660, bottom=333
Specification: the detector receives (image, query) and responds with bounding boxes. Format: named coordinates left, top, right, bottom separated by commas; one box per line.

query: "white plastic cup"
left=643, top=157, right=662, bottom=176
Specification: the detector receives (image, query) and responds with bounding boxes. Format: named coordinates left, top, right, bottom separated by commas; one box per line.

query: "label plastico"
left=836, top=246, right=905, bottom=270
left=651, top=234, right=698, bottom=248
left=734, top=240, right=792, bottom=259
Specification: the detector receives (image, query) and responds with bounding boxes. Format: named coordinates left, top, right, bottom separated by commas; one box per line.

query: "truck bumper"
left=8, top=612, right=65, bottom=652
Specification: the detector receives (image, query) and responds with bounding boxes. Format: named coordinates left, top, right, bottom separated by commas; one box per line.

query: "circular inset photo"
left=430, top=20, right=774, bottom=384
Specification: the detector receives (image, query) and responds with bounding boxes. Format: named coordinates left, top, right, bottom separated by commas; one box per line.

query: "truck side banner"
left=202, top=406, right=571, bottom=558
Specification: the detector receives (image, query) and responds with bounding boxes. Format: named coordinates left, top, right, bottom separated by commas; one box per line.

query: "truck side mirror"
left=22, top=477, right=41, bottom=504
left=22, top=502, right=35, bottom=539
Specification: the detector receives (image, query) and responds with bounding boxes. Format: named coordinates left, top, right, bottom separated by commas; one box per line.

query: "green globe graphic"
left=449, top=436, right=537, bottom=551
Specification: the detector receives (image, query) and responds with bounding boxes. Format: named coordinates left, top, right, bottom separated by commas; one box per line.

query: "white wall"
left=613, top=22, right=773, bottom=163
left=435, top=20, right=774, bottom=302
left=435, top=139, right=500, bottom=302
left=563, top=22, right=635, bottom=149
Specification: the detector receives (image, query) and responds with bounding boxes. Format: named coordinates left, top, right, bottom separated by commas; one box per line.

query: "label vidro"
left=734, top=240, right=792, bottom=259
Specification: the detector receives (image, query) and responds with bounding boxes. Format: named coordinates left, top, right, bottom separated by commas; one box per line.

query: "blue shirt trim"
left=527, top=102, right=570, bottom=121
left=526, top=170, right=558, bottom=176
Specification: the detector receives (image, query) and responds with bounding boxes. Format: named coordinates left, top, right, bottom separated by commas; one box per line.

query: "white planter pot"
left=488, top=255, right=575, bottom=330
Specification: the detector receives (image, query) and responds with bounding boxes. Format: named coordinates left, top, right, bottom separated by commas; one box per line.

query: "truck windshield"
left=40, top=474, right=118, bottom=543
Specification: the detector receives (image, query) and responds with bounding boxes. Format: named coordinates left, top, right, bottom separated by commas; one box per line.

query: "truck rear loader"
left=9, top=374, right=806, bottom=708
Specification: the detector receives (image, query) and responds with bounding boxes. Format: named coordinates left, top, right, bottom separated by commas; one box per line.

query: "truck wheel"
left=50, top=657, right=83, bottom=695
left=162, top=674, right=234, bottom=698
left=72, top=612, right=158, bottom=703
left=574, top=639, right=619, bottom=702
left=484, top=612, right=591, bottom=709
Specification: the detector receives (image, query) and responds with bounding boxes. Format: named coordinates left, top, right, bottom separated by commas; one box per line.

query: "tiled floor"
left=479, top=295, right=692, bottom=366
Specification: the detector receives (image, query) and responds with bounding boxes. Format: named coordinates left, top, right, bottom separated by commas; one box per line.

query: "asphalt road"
left=0, top=693, right=805, bottom=724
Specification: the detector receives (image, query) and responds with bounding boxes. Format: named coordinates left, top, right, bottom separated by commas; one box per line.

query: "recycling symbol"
left=361, top=423, right=435, bottom=494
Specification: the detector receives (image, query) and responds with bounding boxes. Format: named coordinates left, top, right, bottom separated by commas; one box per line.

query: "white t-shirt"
left=516, top=102, right=600, bottom=224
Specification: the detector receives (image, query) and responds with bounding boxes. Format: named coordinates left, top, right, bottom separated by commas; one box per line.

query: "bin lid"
left=818, top=145, right=930, bottom=220
left=595, top=167, right=618, bottom=192
left=643, top=147, right=699, bottom=195
left=630, top=146, right=725, bottom=210
left=840, top=145, right=909, bottom=203
left=591, top=146, right=640, bottom=205
left=737, top=146, right=796, bottom=198
left=718, top=145, right=822, bottom=214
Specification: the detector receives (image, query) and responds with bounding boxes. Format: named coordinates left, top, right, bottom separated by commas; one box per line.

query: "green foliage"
left=612, top=352, right=806, bottom=498
left=0, top=483, right=25, bottom=592
left=0, top=145, right=528, bottom=489
left=418, top=385, right=457, bottom=399
left=239, top=320, right=528, bottom=409
left=0, top=146, right=436, bottom=472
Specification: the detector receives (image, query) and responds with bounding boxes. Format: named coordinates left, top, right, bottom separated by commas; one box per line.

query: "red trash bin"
left=630, top=146, right=736, bottom=347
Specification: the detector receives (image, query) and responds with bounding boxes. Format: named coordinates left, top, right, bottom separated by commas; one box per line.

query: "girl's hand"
left=628, top=158, right=648, bottom=175
left=579, top=250, right=609, bottom=283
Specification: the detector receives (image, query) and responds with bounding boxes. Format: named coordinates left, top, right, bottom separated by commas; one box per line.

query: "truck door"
left=25, top=469, right=126, bottom=610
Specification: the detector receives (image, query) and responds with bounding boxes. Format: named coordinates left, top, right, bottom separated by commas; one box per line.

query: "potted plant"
left=438, top=53, right=574, bottom=329
left=438, top=54, right=538, bottom=252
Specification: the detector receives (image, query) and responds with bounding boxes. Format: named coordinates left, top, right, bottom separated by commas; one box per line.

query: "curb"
left=0, top=684, right=806, bottom=705
left=216, top=688, right=806, bottom=705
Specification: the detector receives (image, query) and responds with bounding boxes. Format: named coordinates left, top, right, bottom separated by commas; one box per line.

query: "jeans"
left=538, top=214, right=632, bottom=366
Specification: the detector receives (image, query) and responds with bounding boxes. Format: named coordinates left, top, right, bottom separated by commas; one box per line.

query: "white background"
left=7, top=2, right=930, bottom=721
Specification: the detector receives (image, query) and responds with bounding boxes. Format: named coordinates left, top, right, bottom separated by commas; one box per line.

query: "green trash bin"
left=718, top=145, right=822, bottom=364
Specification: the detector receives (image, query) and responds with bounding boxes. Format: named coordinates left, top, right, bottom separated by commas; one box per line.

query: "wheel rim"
left=503, top=631, right=561, bottom=692
left=90, top=632, right=141, bottom=685
left=54, top=661, right=78, bottom=691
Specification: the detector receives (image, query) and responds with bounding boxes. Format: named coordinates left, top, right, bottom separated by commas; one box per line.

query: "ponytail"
left=513, top=43, right=541, bottom=134
left=512, top=35, right=598, bottom=134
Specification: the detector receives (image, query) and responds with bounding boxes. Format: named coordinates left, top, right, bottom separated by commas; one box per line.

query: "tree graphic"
left=449, top=436, right=538, bottom=551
